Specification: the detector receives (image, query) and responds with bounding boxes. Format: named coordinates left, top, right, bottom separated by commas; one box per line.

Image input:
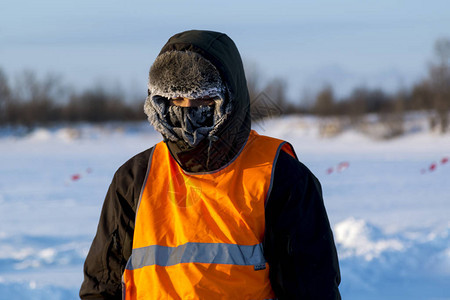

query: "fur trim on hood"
left=148, top=50, right=225, bottom=100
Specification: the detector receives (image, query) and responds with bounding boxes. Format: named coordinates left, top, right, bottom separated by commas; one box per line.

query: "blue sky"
left=1, top=0, right=450, bottom=101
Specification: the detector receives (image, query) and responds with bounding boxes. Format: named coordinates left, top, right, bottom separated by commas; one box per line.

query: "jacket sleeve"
left=264, top=151, right=341, bottom=299
left=79, top=148, right=152, bottom=299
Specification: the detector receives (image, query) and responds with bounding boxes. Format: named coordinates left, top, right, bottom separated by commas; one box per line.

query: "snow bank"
left=335, top=217, right=405, bottom=260
left=336, top=218, right=450, bottom=299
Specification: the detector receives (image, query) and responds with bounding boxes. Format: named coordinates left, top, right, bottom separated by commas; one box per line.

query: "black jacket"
left=80, top=30, right=340, bottom=299
left=79, top=147, right=341, bottom=299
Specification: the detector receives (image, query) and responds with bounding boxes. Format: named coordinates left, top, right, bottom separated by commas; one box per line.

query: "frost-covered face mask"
left=144, top=51, right=232, bottom=147
left=169, top=104, right=214, bottom=146
left=150, top=96, right=218, bottom=147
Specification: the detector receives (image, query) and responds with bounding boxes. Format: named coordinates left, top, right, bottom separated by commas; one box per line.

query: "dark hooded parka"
left=80, top=30, right=341, bottom=299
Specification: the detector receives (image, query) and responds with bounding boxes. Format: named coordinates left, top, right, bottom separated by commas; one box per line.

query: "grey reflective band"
left=125, top=242, right=266, bottom=271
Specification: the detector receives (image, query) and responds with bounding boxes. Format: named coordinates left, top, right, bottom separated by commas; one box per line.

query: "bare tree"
left=264, top=78, right=288, bottom=112
left=0, top=68, right=11, bottom=125
left=11, top=70, right=65, bottom=126
left=412, top=81, right=433, bottom=110
left=244, top=62, right=288, bottom=120
left=346, top=87, right=369, bottom=124
left=312, top=85, right=335, bottom=117
left=244, top=62, right=263, bottom=104
left=64, top=83, right=142, bottom=122
left=379, top=91, right=405, bottom=138
left=428, top=37, right=450, bottom=133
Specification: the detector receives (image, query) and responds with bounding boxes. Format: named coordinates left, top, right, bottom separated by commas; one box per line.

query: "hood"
left=145, top=30, right=251, bottom=172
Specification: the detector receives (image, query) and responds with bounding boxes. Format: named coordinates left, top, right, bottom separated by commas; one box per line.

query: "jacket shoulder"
left=112, top=147, right=155, bottom=209
left=117, top=147, right=154, bottom=173
left=275, top=149, right=320, bottom=187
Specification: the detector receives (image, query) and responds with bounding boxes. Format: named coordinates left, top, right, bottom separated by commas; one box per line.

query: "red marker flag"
left=71, top=174, right=81, bottom=181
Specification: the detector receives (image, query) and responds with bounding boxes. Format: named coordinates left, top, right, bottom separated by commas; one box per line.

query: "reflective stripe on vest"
left=122, top=130, right=294, bottom=299
left=125, top=242, right=266, bottom=270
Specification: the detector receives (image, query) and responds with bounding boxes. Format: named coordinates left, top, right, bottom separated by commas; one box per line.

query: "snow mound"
left=27, top=128, right=52, bottom=141
left=335, top=218, right=450, bottom=298
left=335, top=217, right=404, bottom=260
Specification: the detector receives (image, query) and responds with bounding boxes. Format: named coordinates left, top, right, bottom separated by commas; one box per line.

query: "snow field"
left=0, top=118, right=449, bottom=300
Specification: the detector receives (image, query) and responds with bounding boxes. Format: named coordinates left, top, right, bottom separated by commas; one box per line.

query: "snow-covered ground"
left=0, top=117, right=449, bottom=300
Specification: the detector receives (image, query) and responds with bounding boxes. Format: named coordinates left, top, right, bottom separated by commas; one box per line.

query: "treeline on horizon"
left=1, top=38, right=449, bottom=134
left=251, top=37, right=450, bottom=135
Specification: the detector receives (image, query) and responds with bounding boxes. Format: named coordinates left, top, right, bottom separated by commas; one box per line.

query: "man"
left=80, top=30, right=341, bottom=299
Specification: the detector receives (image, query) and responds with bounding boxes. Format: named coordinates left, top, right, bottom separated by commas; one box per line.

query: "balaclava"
left=144, top=51, right=232, bottom=147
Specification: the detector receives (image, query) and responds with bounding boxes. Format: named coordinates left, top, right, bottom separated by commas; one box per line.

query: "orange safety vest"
left=122, top=130, right=296, bottom=299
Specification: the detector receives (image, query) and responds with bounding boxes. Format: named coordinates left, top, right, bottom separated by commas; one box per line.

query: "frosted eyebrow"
left=170, top=96, right=214, bottom=101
